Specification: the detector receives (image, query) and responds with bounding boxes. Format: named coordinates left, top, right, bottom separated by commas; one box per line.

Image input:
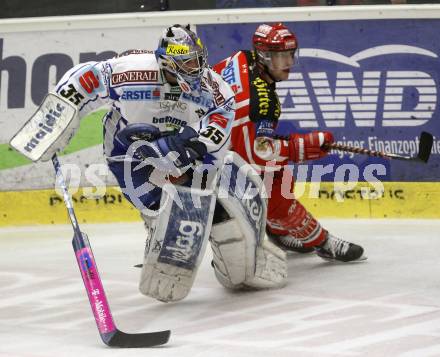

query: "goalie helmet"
left=252, top=23, right=298, bottom=78
left=155, top=24, right=208, bottom=93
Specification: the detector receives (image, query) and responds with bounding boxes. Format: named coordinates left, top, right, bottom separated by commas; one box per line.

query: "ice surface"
left=1, top=219, right=440, bottom=357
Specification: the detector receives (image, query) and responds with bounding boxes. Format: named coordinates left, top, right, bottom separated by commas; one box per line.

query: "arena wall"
left=1, top=5, right=439, bottom=225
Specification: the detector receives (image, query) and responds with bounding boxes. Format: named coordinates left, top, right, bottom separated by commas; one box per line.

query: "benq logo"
left=278, top=45, right=438, bottom=128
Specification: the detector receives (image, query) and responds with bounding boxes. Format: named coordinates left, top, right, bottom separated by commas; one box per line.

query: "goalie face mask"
left=155, top=24, right=208, bottom=94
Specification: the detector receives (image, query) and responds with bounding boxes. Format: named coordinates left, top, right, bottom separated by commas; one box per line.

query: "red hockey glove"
left=289, top=131, right=334, bottom=162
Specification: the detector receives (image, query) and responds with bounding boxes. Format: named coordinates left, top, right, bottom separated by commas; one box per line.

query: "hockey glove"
left=155, top=126, right=208, bottom=170
left=116, top=123, right=207, bottom=179
left=289, top=131, right=334, bottom=162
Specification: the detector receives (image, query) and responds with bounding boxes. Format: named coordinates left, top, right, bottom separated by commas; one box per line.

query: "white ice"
left=1, top=219, right=440, bottom=357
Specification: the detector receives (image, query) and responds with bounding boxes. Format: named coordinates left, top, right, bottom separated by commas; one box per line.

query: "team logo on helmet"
left=253, top=23, right=298, bottom=52
left=254, top=24, right=273, bottom=37
left=166, top=44, right=190, bottom=55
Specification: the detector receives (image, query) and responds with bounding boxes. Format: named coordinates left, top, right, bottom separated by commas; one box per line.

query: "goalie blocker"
left=139, top=152, right=287, bottom=302
left=10, top=93, right=79, bottom=162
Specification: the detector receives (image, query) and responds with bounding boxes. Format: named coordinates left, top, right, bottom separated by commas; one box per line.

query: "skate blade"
left=318, top=253, right=368, bottom=263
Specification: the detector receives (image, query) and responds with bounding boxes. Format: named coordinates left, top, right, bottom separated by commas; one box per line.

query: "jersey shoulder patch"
left=109, top=54, right=161, bottom=87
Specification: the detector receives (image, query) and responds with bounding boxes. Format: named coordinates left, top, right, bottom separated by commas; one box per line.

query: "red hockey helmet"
left=252, top=23, right=298, bottom=76
left=252, top=23, right=298, bottom=52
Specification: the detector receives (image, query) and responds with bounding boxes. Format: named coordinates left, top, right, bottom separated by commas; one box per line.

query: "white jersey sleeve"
left=9, top=59, right=115, bottom=162
left=53, top=61, right=112, bottom=118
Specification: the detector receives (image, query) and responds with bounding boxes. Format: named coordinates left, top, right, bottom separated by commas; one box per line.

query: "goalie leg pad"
left=210, top=217, right=287, bottom=290
left=245, top=236, right=287, bottom=290
left=210, top=218, right=247, bottom=289
left=210, top=152, right=287, bottom=290
left=139, top=184, right=216, bottom=302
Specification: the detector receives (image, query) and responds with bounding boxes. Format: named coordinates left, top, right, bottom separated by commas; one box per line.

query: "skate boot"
left=269, top=233, right=314, bottom=253
left=315, top=233, right=367, bottom=262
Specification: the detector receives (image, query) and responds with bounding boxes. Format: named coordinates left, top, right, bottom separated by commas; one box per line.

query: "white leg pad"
left=245, top=236, right=287, bottom=290
left=210, top=218, right=287, bottom=290
left=139, top=259, right=199, bottom=302
left=139, top=185, right=216, bottom=302
left=210, top=219, right=247, bottom=288
left=139, top=214, right=197, bottom=301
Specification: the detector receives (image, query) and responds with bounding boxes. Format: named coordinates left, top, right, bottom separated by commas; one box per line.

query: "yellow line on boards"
left=0, top=182, right=439, bottom=226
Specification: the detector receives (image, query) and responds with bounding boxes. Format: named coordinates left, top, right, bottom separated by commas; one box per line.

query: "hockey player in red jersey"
left=213, top=23, right=366, bottom=262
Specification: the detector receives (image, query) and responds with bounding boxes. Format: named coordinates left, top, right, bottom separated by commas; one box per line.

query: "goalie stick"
left=52, top=154, right=170, bottom=348
left=276, top=131, right=433, bottom=163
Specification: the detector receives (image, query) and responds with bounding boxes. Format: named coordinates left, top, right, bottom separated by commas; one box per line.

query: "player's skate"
left=315, top=233, right=367, bottom=262
left=268, top=232, right=314, bottom=253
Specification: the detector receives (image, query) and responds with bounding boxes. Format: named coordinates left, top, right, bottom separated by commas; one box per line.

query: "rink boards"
left=1, top=7, right=439, bottom=226
left=0, top=182, right=439, bottom=226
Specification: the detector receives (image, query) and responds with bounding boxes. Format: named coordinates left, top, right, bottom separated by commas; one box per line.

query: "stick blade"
left=102, top=329, right=171, bottom=348
left=418, top=131, right=433, bottom=163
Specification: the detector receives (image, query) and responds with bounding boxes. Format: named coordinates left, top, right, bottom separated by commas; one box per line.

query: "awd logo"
left=278, top=45, right=438, bottom=128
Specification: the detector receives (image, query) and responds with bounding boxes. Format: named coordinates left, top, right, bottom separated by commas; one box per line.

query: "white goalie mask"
left=155, top=24, right=208, bottom=94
